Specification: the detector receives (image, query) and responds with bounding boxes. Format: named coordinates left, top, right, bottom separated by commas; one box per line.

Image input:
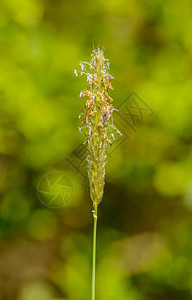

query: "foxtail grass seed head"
left=75, top=47, right=121, bottom=209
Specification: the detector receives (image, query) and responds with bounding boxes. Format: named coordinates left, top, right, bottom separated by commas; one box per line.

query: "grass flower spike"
left=76, top=47, right=120, bottom=209
left=75, top=47, right=121, bottom=300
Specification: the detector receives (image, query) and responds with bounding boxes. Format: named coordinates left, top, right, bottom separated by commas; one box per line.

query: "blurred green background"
left=0, top=0, right=192, bottom=299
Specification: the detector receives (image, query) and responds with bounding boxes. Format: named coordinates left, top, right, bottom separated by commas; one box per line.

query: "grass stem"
left=92, top=204, right=97, bottom=300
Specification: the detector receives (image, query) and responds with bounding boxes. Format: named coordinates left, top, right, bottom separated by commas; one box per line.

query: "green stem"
left=92, top=203, right=98, bottom=300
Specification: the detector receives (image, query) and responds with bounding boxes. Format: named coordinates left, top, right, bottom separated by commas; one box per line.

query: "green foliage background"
left=0, top=0, right=192, bottom=299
